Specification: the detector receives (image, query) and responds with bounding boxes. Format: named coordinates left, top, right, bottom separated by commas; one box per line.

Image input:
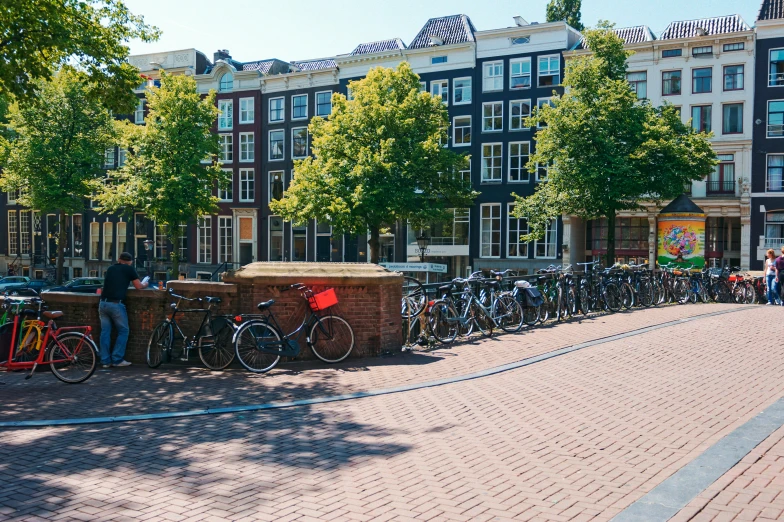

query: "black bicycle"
left=232, top=283, right=355, bottom=373
left=146, top=289, right=237, bottom=370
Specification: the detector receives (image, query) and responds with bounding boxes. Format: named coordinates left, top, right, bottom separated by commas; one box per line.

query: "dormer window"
left=431, top=56, right=447, bottom=65
left=511, top=36, right=530, bottom=45
left=429, top=35, right=444, bottom=46
left=219, top=73, right=234, bottom=92
left=692, top=46, right=713, bottom=57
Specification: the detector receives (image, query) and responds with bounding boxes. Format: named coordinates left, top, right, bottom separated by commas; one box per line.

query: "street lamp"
left=415, top=233, right=430, bottom=263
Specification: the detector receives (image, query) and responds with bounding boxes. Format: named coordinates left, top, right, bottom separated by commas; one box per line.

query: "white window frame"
left=117, top=221, right=127, bottom=260
left=537, top=98, right=554, bottom=129
left=291, top=127, right=308, bottom=159
left=20, top=211, right=30, bottom=255
left=134, top=99, right=145, bottom=124
left=508, top=142, right=530, bottom=183
left=103, top=221, right=113, bottom=261
left=291, top=224, right=308, bottom=262
left=8, top=211, right=17, bottom=256
left=538, top=55, right=561, bottom=87
left=768, top=99, right=784, bottom=138
left=507, top=203, right=529, bottom=259
left=483, top=61, right=504, bottom=92
left=239, top=132, right=254, bottom=162
left=479, top=203, right=501, bottom=258
left=219, top=73, right=234, bottom=92
left=197, top=216, right=212, bottom=264
left=315, top=91, right=332, bottom=117
left=239, top=169, right=255, bottom=203
left=218, top=134, right=233, bottom=163
left=219, top=169, right=233, bottom=202
left=510, top=57, right=531, bottom=90
left=510, top=100, right=531, bottom=131
left=118, top=148, right=127, bottom=167
left=482, top=102, right=503, bottom=132
left=536, top=161, right=550, bottom=182
left=269, top=170, right=285, bottom=203
left=89, top=221, right=100, bottom=261
left=535, top=220, right=558, bottom=259
left=239, top=97, right=254, bottom=124
left=627, top=71, right=648, bottom=100
left=452, top=116, right=471, bottom=147
left=481, top=143, right=503, bottom=183
left=268, top=97, right=285, bottom=123
left=431, top=80, right=449, bottom=105
left=766, top=154, right=784, bottom=192
left=292, top=94, right=308, bottom=120
left=770, top=48, right=784, bottom=87
left=218, top=216, right=233, bottom=264
left=453, top=77, right=472, bottom=105
left=431, top=56, right=447, bottom=65
left=268, top=130, right=285, bottom=161
left=218, top=99, right=233, bottom=130
left=104, top=148, right=115, bottom=169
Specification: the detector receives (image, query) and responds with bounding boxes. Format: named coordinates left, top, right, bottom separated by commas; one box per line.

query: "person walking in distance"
left=99, top=252, right=149, bottom=368
left=765, top=249, right=780, bottom=305
left=775, top=246, right=784, bottom=307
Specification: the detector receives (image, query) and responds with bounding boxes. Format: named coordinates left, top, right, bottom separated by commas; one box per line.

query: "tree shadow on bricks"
left=0, top=376, right=411, bottom=518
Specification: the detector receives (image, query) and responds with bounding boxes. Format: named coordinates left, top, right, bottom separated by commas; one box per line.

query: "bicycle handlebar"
left=168, top=287, right=202, bottom=302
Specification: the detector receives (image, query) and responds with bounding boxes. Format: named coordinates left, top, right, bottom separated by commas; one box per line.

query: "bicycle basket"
left=308, top=288, right=339, bottom=312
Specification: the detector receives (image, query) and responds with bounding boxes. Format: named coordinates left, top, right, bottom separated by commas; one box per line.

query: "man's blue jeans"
left=99, top=301, right=129, bottom=365
left=767, top=274, right=781, bottom=305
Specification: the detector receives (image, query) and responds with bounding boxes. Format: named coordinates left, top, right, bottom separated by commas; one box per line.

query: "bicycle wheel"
left=234, top=320, right=282, bottom=373
left=309, top=315, right=355, bottom=363
left=620, top=283, right=634, bottom=310
left=673, top=279, right=690, bottom=304
left=428, top=300, right=458, bottom=344
left=493, top=295, right=523, bottom=333
left=564, top=286, right=577, bottom=317
left=46, top=332, right=97, bottom=384
left=654, top=279, right=666, bottom=305
left=603, top=283, right=622, bottom=313
left=744, top=282, right=757, bottom=305
left=198, top=318, right=236, bottom=370
left=554, top=285, right=564, bottom=322
left=402, top=277, right=426, bottom=319
left=522, top=300, right=541, bottom=326
left=471, top=302, right=493, bottom=337
left=147, top=322, right=173, bottom=368
left=639, top=280, right=654, bottom=307
left=713, top=282, right=731, bottom=303
left=579, top=284, right=592, bottom=315
left=538, top=289, right=551, bottom=323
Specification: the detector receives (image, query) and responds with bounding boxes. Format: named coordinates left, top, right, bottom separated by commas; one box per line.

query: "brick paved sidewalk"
left=0, top=303, right=741, bottom=422
left=672, top=427, right=784, bottom=521
left=1, top=305, right=783, bottom=521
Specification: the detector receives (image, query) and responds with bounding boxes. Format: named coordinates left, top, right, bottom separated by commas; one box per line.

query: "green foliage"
left=0, top=68, right=117, bottom=282
left=0, top=0, right=159, bottom=113
left=95, top=72, right=226, bottom=276
left=512, top=26, right=716, bottom=264
left=269, top=62, right=477, bottom=263
left=546, top=0, right=585, bottom=31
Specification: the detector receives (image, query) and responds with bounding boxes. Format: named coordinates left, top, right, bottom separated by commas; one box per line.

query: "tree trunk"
left=56, top=210, right=67, bottom=285
left=605, top=209, right=616, bottom=268
left=167, top=227, right=180, bottom=281
left=368, top=226, right=380, bottom=264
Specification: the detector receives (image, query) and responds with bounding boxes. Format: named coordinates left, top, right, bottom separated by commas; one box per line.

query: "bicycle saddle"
left=257, top=300, right=275, bottom=310
left=43, top=311, right=63, bottom=319
left=485, top=280, right=500, bottom=288
left=205, top=296, right=222, bottom=304
left=438, top=284, right=452, bottom=295
left=538, top=276, right=548, bottom=283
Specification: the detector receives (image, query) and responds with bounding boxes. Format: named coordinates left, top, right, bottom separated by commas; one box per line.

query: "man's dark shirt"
left=776, top=255, right=784, bottom=274
left=101, top=264, right=139, bottom=301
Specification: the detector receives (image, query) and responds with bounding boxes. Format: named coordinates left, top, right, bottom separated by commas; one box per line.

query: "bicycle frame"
left=2, top=313, right=92, bottom=371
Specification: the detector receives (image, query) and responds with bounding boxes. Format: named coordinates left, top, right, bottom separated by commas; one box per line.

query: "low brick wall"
left=40, top=263, right=402, bottom=366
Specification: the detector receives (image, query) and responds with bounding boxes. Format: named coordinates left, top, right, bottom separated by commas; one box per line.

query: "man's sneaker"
left=102, top=364, right=112, bottom=369
left=114, top=360, right=132, bottom=367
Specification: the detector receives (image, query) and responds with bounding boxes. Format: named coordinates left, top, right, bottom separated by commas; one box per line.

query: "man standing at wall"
left=99, top=252, right=149, bottom=367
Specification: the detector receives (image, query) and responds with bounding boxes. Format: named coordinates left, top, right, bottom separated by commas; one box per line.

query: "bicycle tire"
left=493, top=295, right=523, bottom=333
left=46, top=332, right=98, bottom=384
left=402, top=277, right=426, bottom=319
left=147, top=322, right=173, bottom=368
left=639, top=280, right=654, bottom=307
left=309, top=315, right=355, bottom=363
left=744, top=282, right=757, bottom=305
left=554, top=284, right=564, bottom=322
left=234, top=320, right=282, bottom=373
left=471, top=302, right=493, bottom=337
left=428, top=300, right=458, bottom=344
left=538, top=290, right=551, bottom=323
left=198, top=317, right=236, bottom=370
left=603, top=283, right=622, bottom=313
left=673, top=279, right=690, bottom=304
left=620, top=282, right=634, bottom=310
left=579, top=284, right=592, bottom=315
left=564, top=286, right=577, bottom=317
left=13, top=321, right=42, bottom=363
left=522, top=301, right=541, bottom=326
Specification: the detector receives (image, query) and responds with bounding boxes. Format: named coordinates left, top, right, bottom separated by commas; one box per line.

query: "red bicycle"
left=0, top=297, right=97, bottom=383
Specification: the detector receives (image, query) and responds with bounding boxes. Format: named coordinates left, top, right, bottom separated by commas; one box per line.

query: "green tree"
left=0, top=68, right=117, bottom=283
left=95, top=72, right=226, bottom=278
left=512, top=24, right=716, bottom=265
left=270, top=62, right=477, bottom=263
left=0, top=0, right=159, bottom=112
left=546, top=0, right=585, bottom=31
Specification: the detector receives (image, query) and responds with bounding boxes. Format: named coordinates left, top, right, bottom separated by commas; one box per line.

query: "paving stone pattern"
left=1, top=304, right=783, bottom=521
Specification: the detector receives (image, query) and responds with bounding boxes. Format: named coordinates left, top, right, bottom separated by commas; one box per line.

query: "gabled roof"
left=350, top=38, right=406, bottom=56
left=291, top=59, right=338, bottom=71
left=408, top=14, right=476, bottom=50
left=575, top=25, right=656, bottom=49
left=758, top=0, right=784, bottom=21
left=659, top=14, right=750, bottom=39
left=241, top=59, right=277, bottom=74
left=659, top=194, right=705, bottom=215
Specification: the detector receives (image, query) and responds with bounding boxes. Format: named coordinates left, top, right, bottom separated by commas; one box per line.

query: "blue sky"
left=124, top=0, right=760, bottom=62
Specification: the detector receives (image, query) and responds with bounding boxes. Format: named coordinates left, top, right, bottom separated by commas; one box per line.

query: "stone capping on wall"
left=222, top=262, right=404, bottom=287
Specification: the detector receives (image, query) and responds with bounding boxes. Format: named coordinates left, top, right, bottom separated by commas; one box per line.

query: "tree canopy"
left=269, top=62, right=477, bottom=263
left=94, top=72, right=226, bottom=277
left=0, top=0, right=159, bottom=112
left=546, top=0, right=584, bottom=31
left=0, top=68, right=117, bottom=283
left=512, top=24, right=716, bottom=264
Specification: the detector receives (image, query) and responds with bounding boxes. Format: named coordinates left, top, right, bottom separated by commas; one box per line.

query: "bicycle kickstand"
left=25, top=362, right=37, bottom=380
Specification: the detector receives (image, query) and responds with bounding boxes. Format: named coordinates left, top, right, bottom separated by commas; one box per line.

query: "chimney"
left=213, top=49, right=231, bottom=63
left=514, top=16, right=528, bottom=27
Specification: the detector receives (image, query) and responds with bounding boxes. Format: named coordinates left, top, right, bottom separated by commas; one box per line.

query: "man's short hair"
left=119, top=252, right=133, bottom=262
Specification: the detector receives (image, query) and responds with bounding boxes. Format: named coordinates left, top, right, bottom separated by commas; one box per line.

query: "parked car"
left=0, top=276, right=31, bottom=292
left=44, top=278, right=104, bottom=294
left=4, top=280, right=49, bottom=296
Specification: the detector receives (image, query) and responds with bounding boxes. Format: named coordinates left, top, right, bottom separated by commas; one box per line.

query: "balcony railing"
left=766, top=237, right=784, bottom=249
left=768, top=123, right=784, bottom=138
left=770, top=72, right=784, bottom=86
left=706, top=180, right=735, bottom=196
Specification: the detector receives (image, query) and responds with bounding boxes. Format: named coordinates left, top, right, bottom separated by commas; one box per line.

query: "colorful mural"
left=657, top=220, right=705, bottom=268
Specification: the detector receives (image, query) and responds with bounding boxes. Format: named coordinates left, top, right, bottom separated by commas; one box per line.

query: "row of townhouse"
left=2, top=2, right=784, bottom=281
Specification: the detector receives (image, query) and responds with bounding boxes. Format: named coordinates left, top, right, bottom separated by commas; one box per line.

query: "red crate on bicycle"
left=308, top=288, right=339, bottom=311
